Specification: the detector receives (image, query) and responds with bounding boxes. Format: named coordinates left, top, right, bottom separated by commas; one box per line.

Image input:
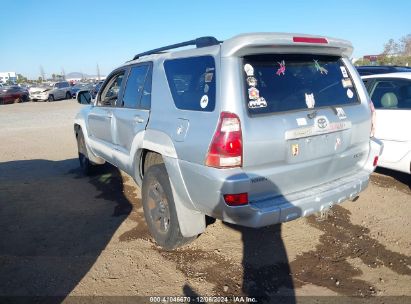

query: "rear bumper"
left=225, top=170, right=369, bottom=227
left=178, top=138, right=383, bottom=227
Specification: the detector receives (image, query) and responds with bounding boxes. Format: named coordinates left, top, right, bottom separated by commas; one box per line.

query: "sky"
left=0, top=0, right=410, bottom=79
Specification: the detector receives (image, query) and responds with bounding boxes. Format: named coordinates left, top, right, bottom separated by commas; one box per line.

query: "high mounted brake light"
left=293, top=37, right=328, bottom=44
left=205, top=112, right=243, bottom=168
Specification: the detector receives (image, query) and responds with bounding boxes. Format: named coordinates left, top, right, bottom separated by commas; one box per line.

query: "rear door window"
left=122, top=64, right=150, bottom=109
left=370, top=78, right=411, bottom=109
left=243, top=54, right=360, bottom=115
left=164, top=56, right=216, bottom=111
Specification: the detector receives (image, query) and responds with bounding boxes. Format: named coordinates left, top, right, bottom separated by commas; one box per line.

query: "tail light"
left=373, top=156, right=379, bottom=167
left=224, top=193, right=248, bottom=206
left=205, top=112, right=243, bottom=168
left=369, top=100, right=376, bottom=137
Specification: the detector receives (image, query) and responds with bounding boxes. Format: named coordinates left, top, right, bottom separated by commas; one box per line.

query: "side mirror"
left=77, top=90, right=92, bottom=105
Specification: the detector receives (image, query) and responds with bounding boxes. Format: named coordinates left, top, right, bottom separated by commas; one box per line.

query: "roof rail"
left=133, top=36, right=221, bottom=60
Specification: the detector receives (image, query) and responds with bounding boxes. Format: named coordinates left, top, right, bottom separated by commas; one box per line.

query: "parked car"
left=356, top=65, right=411, bottom=76
left=75, top=33, right=382, bottom=249
left=90, top=80, right=104, bottom=99
left=362, top=72, right=411, bottom=174
left=29, top=81, right=72, bottom=102
left=0, top=85, right=29, bottom=104
left=70, top=83, right=92, bottom=99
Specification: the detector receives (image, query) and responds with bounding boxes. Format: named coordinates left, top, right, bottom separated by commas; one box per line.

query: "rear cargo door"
left=241, top=54, right=371, bottom=197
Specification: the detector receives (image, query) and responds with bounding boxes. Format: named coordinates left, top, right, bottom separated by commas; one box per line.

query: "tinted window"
left=243, top=54, right=359, bottom=115
left=370, top=78, right=411, bottom=109
left=122, top=65, right=149, bottom=108
left=99, top=72, right=125, bottom=107
left=164, top=56, right=216, bottom=111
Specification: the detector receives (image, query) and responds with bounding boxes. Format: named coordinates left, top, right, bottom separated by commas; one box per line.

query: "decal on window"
left=340, top=66, right=348, bottom=78
left=276, top=60, right=286, bottom=76
left=248, top=97, right=267, bottom=109
left=248, top=87, right=259, bottom=100
left=200, top=95, right=209, bottom=108
left=314, top=60, right=328, bottom=75
left=305, top=93, right=315, bottom=108
left=244, top=64, right=254, bottom=76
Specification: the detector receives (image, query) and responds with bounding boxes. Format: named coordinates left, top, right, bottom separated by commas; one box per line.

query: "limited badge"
left=335, top=107, right=347, bottom=120
left=248, top=97, right=267, bottom=109
left=340, top=66, right=349, bottom=78
left=247, top=76, right=257, bottom=87
left=276, top=60, right=286, bottom=76
left=291, top=144, right=299, bottom=156
left=205, top=72, right=213, bottom=83
left=296, top=117, right=307, bottom=126
left=200, top=95, right=208, bottom=108
left=248, top=87, right=259, bottom=100
left=244, top=63, right=254, bottom=76
left=347, top=89, right=354, bottom=99
left=314, top=60, right=328, bottom=75
left=341, top=78, right=352, bottom=88
left=305, top=93, right=315, bottom=108
left=204, top=84, right=209, bottom=93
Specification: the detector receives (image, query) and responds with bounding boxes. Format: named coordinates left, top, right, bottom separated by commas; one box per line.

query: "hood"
left=29, top=86, right=50, bottom=93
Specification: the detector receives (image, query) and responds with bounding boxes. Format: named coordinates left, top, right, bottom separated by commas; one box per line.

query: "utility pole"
left=61, top=67, right=66, bottom=80
left=96, top=63, right=101, bottom=81
left=39, top=65, right=45, bottom=82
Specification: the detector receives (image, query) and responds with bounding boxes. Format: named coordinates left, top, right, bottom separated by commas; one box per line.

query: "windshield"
left=243, top=54, right=360, bottom=115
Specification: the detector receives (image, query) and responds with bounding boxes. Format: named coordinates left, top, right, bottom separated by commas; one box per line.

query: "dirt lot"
left=0, top=100, right=410, bottom=301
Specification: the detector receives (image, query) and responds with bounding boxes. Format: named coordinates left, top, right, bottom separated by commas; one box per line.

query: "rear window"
left=243, top=54, right=359, bottom=115
left=370, top=78, right=411, bottom=110
left=164, top=56, right=216, bottom=111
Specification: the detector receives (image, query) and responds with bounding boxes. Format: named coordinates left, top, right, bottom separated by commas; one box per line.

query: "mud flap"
left=163, top=156, right=206, bottom=237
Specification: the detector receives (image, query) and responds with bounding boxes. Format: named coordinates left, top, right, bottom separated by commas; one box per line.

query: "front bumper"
left=30, top=94, right=48, bottom=101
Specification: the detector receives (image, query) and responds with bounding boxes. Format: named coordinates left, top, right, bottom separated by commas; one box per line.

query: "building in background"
left=0, top=72, right=17, bottom=84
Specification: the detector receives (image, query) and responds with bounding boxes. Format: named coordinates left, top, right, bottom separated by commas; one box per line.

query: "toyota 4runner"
left=74, top=33, right=383, bottom=249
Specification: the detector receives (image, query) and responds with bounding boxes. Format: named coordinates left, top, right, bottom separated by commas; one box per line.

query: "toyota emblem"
left=317, top=118, right=328, bottom=129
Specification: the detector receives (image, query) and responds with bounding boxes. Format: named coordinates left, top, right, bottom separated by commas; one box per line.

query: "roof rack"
left=133, top=36, right=221, bottom=60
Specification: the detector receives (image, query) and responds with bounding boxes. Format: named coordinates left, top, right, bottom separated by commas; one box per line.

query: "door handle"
left=134, top=116, right=144, bottom=123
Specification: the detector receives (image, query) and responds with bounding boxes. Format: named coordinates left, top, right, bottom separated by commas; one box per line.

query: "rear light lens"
left=373, top=156, right=379, bottom=167
left=224, top=193, right=248, bottom=206
left=293, top=37, right=328, bottom=44
left=369, top=100, right=376, bottom=137
left=205, top=112, right=243, bottom=168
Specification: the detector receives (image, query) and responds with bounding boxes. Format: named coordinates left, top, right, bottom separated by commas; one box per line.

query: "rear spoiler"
left=220, top=32, right=353, bottom=58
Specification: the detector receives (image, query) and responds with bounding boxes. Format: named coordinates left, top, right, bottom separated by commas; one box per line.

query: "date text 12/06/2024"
left=149, top=296, right=258, bottom=303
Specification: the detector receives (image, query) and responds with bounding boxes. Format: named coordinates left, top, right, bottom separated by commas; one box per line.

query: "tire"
left=48, top=95, right=54, bottom=102
left=142, top=164, right=196, bottom=250
left=76, top=130, right=93, bottom=175
left=66, top=92, right=71, bottom=99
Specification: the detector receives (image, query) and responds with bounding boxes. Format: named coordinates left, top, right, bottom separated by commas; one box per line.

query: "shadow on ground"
left=0, top=158, right=132, bottom=297
left=372, top=167, right=411, bottom=194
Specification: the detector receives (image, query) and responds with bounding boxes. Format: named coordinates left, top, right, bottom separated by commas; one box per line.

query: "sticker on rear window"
left=248, top=97, right=267, bottom=109
left=335, top=107, right=347, bottom=120
left=205, top=72, right=214, bottom=83
left=248, top=87, right=259, bottom=100
left=314, top=60, right=328, bottom=75
left=244, top=64, right=254, bottom=76
left=200, top=95, right=209, bottom=108
left=204, top=84, right=209, bottom=93
left=341, top=78, right=352, bottom=88
left=276, top=60, right=286, bottom=76
left=305, top=93, right=315, bottom=108
left=247, top=76, right=257, bottom=87
left=347, top=89, right=354, bottom=99
left=340, top=66, right=348, bottom=78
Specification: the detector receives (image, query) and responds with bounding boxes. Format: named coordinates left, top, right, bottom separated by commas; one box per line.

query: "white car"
left=362, top=72, right=411, bottom=174
left=29, top=81, right=71, bottom=102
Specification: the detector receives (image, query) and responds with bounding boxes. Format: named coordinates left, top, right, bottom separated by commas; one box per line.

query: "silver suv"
left=30, top=81, right=71, bottom=102
left=74, top=33, right=383, bottom=249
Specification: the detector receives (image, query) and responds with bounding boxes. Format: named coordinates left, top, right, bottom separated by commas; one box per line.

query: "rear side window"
left=370, top=78, right=411, bottom=109
left=243, top=54, right=360, bottom=115
left=164, top=56, right=216, bottom=111
left=122, top=64, right=150, bottom=109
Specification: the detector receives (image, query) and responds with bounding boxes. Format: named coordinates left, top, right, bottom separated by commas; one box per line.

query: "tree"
left=399, top=34, right=411, bottom=56
left=383, top=38, right=399, bottom=55
left=17, top=74, right=27, bottom=84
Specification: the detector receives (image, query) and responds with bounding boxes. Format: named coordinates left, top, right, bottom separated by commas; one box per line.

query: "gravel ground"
left=0, top=100, right=410, bottom=301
